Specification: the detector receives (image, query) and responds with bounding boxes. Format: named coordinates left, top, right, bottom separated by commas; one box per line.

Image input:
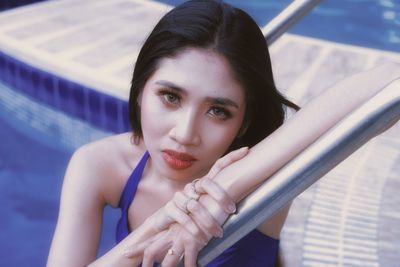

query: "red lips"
left=162, top=149, right=197, bottom=170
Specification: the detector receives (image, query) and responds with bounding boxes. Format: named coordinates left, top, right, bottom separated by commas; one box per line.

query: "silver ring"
left=167, top=248, right=183, bottom=259
left=183, top=197, right=196, bottom=213
left=191, top=178, right=200, bottom=195
left=187, top=179, right=200, bottom=200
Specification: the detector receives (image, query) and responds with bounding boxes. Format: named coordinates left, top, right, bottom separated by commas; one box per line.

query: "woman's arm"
left=215, top=62, right=400, bottom=203
left=51, top=63, right=399, bottom=267
left=47, top=147, right=105, bottom=266
left=87, top=149, right=247, bottom=267
left=48, top=145, right=240, bottom=267
left=48, top=134, right=172, bottom=267
left=123, top=62, right=400, bottom=266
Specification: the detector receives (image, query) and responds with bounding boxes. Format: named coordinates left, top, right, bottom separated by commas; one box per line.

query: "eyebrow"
left=155, top=80, right=185, bottom=94
left=155, top=80, right=240, bottom=109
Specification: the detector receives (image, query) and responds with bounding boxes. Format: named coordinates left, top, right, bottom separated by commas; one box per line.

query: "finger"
left=149, top=191, right=200, bottom=233
left=148, top=207, right=175, bottom=233
left=183, top=241, right=201, bottom=267
left=186, top=198, right=223, bottom=239
left=206, top=147, right=249, bottom=179
left=161, top=244, right=184, bottom=267
left=183, top=182, right=200, bottom=200
left=123, top=231, right=165, bottom=258
left=181, top=228, right=206, bottom=267
left=123, top=239, right=152, bottom=258
left=164, top=196, right=207, bottom=243
left=173, top=191, right=195, bottom=212
left=197, top=177, right=236, bottom=214
left=141, top=234, right=172, bottom=267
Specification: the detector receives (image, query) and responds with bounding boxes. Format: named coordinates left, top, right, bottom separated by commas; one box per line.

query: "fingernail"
left=229, top=204, right=236, bottom=213
left=217, top=229, right=223, bottom=238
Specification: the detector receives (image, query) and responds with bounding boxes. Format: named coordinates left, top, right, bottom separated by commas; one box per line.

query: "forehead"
left=148, top=48, right=245, bottom=102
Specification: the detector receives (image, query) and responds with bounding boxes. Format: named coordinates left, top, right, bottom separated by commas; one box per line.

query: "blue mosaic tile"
left=104, top=97, right=118, bottom=132
left=87, top=88, right=103, bottom=128
left=121, top=102, right=130, bottom=132
left=0, top=51, right=131, bottom=134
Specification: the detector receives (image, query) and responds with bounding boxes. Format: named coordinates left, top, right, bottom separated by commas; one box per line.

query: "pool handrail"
left=180, top=1, right=323, bottom=265
left=195, top=78, right=400, bottom=266
left=262, top=0, right=322, bottom=45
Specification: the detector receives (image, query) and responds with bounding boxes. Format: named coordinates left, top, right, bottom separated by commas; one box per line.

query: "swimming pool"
left=158, top=0, right=400, bottom=53
left=0, top=0, right=399, bottom=266
left=0, top=81, right=118, bottom=266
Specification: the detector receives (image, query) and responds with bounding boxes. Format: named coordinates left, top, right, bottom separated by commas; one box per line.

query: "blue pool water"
left=0, top=0, right=399, bottom=266
left=158, top=0, right=400, bottom=53
left=0, top=82, right=118, bottom=266
left=0, top=108, right=68, bottom=266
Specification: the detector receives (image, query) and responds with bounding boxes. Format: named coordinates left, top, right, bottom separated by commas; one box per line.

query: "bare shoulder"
left=67, top=132, right=146, bottom=207
left=48, top=133, right=144, bottom=265
left=73, top=132, right=144, bottom=167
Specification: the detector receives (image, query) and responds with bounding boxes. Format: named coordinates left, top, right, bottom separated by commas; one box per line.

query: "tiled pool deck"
left=0, top=0, right=399, bottom=266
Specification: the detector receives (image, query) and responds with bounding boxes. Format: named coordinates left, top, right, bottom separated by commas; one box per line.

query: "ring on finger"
left=188, top=179, right=200, bottom=200
left=167, top=248, right=184, bottom=261
left=191, top=178, right=200, bottom=195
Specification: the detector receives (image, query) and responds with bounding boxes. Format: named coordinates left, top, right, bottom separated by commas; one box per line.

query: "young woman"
left=47, top=1, right=400, bottom=266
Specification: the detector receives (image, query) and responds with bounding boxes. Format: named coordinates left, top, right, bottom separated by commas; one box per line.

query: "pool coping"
left=1, top=0, right=399, bottom=134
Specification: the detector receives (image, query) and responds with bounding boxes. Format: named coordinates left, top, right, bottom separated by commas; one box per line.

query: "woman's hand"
left=144, top=147, right=247, bottom=238
left=121, top=224, right=200, bottom=267
left=123, top=147, right=249, bottom=264
left=124, top=223, right=209, bottom=267
left=152, top=224, right=205, bottom=267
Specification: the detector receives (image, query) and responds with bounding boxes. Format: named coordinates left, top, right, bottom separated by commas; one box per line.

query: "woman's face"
left=139, top=48, right=246, bottom=183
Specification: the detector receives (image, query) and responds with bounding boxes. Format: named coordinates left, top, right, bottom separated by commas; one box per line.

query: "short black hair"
left=129, top=0, right=299, bottom=151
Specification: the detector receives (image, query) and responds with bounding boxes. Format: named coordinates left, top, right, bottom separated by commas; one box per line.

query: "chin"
left=165, top=165, right=206, bottom=182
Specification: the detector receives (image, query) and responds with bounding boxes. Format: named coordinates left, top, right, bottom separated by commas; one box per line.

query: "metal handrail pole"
left=263, top=0, right=322, bottom=45
left=178, top=1, right=322, bottom=265
left=197, top=80, right=400, bottom=266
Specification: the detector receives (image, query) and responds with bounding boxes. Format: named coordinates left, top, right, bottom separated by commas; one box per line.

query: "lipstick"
left=162, top=150, right=197, bottom=170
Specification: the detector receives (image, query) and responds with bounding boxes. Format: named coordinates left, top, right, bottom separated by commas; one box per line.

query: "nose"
left=168, top=110, right=201, bottom=146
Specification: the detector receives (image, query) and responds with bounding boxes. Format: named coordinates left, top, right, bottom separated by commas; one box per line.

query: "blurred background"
left=0, top=0, right=399, bottom=266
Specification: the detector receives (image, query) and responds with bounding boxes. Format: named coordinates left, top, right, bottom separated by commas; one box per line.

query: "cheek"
left=140, top=94, right=169, bottom=138
left=214, top=113, right=245, bottom=153
left=197, top=125, right=241, bottom=176
left=204, top=123, right=242, bottom=155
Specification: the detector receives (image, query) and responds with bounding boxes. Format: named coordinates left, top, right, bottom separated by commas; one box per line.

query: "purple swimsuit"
left=116, top=152, right=279, bottom=266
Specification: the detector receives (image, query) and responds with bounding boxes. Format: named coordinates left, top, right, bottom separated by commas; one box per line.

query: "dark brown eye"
left=208, top=107, right=232, bottom=120
left=164, top=93, right=179, bottom=104
left=157, top=89, right=181, bottom=106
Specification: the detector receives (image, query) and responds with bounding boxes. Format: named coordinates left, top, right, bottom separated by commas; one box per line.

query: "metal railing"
left=262, top=0, right=322, bottom=45
left=197, top=79, right=400, bottom=266
left=182, top=1, right=324, bottom=265
left=180, top=0, right=400, bottom=266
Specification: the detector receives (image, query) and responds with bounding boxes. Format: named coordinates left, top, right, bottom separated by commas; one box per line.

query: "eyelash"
left=208, top=106, right=232, bottom=120
left=157, top=88, right=232, bottom=120
left=158, top=89, right=181, bottom=106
